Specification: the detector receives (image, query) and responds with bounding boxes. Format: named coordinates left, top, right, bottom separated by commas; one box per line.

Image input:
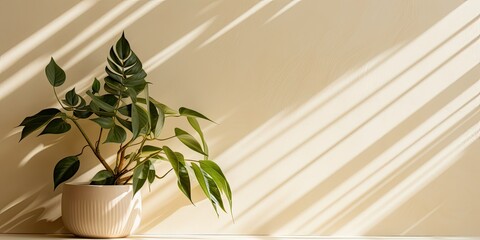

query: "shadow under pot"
left=61, top=182, right=142, bottom=238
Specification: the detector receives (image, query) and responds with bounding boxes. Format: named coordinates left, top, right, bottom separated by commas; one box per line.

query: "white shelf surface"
left=0, top=234, right=479, bottom=240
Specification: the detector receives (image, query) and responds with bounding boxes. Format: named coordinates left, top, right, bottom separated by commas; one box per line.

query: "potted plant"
left=18, top=33, right=232, bottom=238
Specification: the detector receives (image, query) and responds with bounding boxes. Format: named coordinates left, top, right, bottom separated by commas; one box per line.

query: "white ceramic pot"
left=62, top=182, right=142, bottom=238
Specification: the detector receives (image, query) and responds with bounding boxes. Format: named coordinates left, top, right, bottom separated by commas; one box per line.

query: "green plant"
left=18, top=33, right=232, bottom=216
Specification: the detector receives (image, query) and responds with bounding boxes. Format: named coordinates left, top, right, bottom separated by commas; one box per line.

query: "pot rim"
left=65, top=182, right=133, bottom=187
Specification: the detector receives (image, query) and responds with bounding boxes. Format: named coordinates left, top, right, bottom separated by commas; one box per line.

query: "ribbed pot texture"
left=62, top=182, right=142, bottom=238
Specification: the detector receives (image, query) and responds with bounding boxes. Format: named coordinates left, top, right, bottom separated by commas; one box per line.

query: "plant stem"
left=155, top=136, right=176, bottom=141
left=75, top=145, right=89, bottom=157
left=156, top=168, right=173, bottom=179
left=122, top=175, right=133, bottom=185
left=52, top=87, right=68, bottom=111
left=185, top=159, right=200, bottom=162
left=68, top=117, right=113, bottom=173
left=95, top=128, right=103, bottom=151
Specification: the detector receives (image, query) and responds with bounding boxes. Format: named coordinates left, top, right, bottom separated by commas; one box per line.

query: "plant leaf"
left=65, top=88, right=79, bottom=106
left=188, top=116, right=208, bottom=157
left=126, top=88, right=137, bottom=103
left=163, top=146, right=192, bottom=203
left=90, top=170, right=115, bottom=185
left=105, top=124, right=126, bottom=143
left=132, top=160, right=150, bottom=195
left=109, top=47, right=122, bottom=67
left=179, top=107, right=214, bottom=122
left=90, top=117, right=115, bottom=129
left=125, top=70, right=146, bottom=81
left=86, top=91, right=114, bottom=112
left=124, top=51, right=139, bottom=68
left=92, top=78, right=101, bottom=94
left=45, top=58, right=66, bottom=87
left=140, top=145, right=162, bottom=156
left=39, top=118, right=71, bottom=135
left=174, top=128, right=206, bottom=156
left=147, top=162, right=155, bottom=184
left=73, top=106, right=93, bottom=119
left=138, top=97, right=177, bottom=115
left=124, top=60, right=142, bottom=75
left=115, top=32, right=131, bottom=60
left=107, top=58, right=123, bottom=74
left=191, top=163, right=220, bottom=216
left=105, top=66, right=123, bottom=83
left=115, top=116, right=132, bottom=131
left=53, top=156, right=79, bottom=190
left=131, top=104, right=149, bottom=140
left=200, top=160, right=233, bottom=215
left=19, top=108, right=60, bottom=141
left=118, top=104, right=131, bottom=116
left=19, top=108, right=60, bottom=126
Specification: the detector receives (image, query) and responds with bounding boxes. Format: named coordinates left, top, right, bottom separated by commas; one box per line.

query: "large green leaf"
left=205, top=171, right=225, bottom=212
left=131, top=104, right=149, bottom=140
left=19, top=108, right=60, bottom=126
left=179, top=107, right=214, bottom=122
left=39, top=118, right=71, bottom=135
left=45, top=58, right=66, bottom=87
left=73, top=106, right=93, bottom=119
left=174, top=128, right=206, bottom=156
left=148, top=102, right=164, bottom=137
left=115, top=116, right=132, bottom=131
left=188, top=116, right=208, bottom=157
left=91, top=117, right=115, bottom=129
left=65, top=88, right=79, bottom=107
left=163, top=146, right=192, bottom=203
left=116, top=32, right=130, bottom=60
left=90, top=170, right=115, bottom=185
left=191, top=163, right=220, bottom=216
left=138, top=97, right=177, bottom=115
left=87, top=91, right=114, bottom=112
left=140, top=145, right=162, bottom=157
left=200, top=160, right=233, bottom=215
left=132, top=160, right=150, bottom=195
left=19, top=108, right=60, bottom=141
left=53, top=156, right=79, bottom=189
left=105, top=124, right=126, bottom=143
left=126, top=88, right=137, bottom=103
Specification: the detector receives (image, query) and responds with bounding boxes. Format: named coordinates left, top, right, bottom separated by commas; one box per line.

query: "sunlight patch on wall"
left=199, top=0, right=272, bottom=48
left=336, top=120, right=480, bottom=235
left=300, top=75, right=480, bottom=234
left=19, top=143, right=55, bottom=167
left=144, top=18, right=216, bottom=72
left=0, top=0, right=96, bottom=75
left=401, top=202, right=444, bottom=235
left=265, top=0, right=302, bottom=23
left=64, top=0, right=165, bottom=70
left=285, top=10, right=480, bottom=234
left=211, top=0, right=480, bottom=233
left=55, top=1, right=138, bottom=62
left=217, top=43, right=403, bottom=174
left=0, top=1, right=158, bottom=102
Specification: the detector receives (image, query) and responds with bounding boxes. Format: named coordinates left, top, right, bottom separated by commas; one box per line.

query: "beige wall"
left=1, top=0, right=479, bottom=236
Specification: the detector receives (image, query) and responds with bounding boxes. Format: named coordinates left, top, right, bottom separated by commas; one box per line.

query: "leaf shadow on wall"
left=137, top=0, right=472, bottom=234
